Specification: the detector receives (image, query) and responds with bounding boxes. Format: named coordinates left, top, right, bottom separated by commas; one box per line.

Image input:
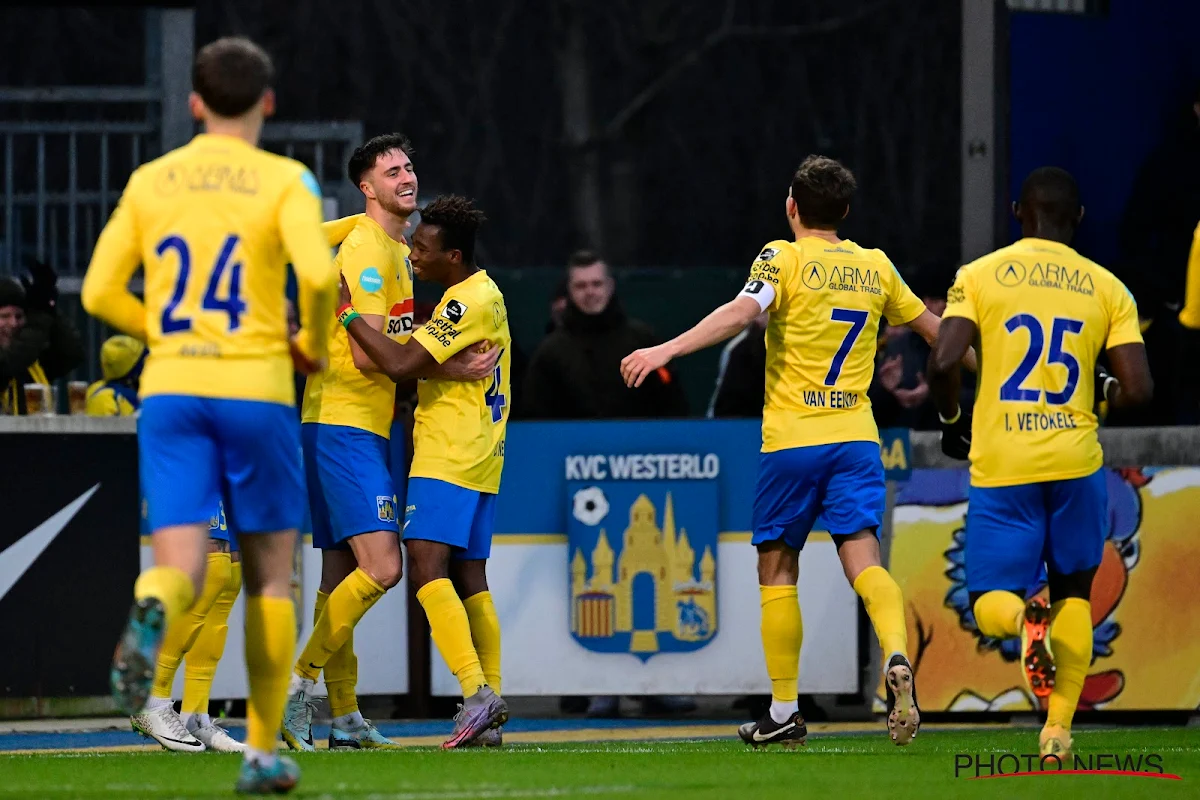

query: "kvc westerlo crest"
left=568, top=479, right=718, bottom=662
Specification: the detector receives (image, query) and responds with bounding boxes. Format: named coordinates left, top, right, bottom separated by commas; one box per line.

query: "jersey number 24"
left=157, top=234, right=247, bottom=334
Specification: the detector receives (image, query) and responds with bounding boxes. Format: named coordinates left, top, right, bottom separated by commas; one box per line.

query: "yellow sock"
left=182, top=560, right=240, bottom=714
left=244, top=595, right=296, bottom=754
left=852, top=566, right=908, bottom=662
left=1046, top=598, right=1092, bottom=730
left=295, top=569, right=385, bottom=682
left=972, top=590, right=1024, bottom=639
left=151, top=553, right=232, bottom=699
left=759, top=585, right=801, bottom=703
left=312, top=587, right=360, bottom=717
left=417, top=579, right=486, bottom=698
left=134, top=565, right=195, bottom=632
left=463, top=591, right=502, bottom=695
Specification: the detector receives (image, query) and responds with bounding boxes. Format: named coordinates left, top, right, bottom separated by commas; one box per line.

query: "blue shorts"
left=965, top=469, right=1107, bottom=593
left=302, top=423, right=400, bottom=551
left=140, top=395, right=303, bottom=534
left=751, top=441, right=886, bottom=551
left=404, top=478, right=496, bottom=560
left=208, top=501, right=239, bottom=552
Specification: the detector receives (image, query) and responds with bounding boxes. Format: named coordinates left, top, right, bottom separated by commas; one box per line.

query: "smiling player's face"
left=409, top=223, right=454, bottom=284
left=366, top=149, right=418, bottom=218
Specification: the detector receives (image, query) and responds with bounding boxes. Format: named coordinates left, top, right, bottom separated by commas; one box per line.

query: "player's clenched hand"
left=621, top=345, right=672, bottom=388
left=289, top=333, right=324, bottom=376
left=445, top=341, right=500, bottom=381
left=939, top=407, right=972, bottom=460
left=338, top=272, right=353, bottom=307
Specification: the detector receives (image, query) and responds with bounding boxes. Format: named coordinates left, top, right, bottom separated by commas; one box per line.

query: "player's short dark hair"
left=420, top=195, right=486, bottom=265
left=347, top=133, right=415, bottom=185
left=192, top=37, right=274, bottom=118
left=1019, top=167, right=1081, bottom=229
left=790, top=155, right=856, bottom=230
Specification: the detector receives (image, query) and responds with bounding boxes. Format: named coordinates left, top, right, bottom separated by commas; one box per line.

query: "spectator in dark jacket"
left=0, top=261, right=85, bottom=414
left=523, top=251, right=688, bottom=420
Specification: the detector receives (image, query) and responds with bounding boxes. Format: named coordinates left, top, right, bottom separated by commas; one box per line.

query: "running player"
left=622, top=156, right=973, bottom=748
left=82, top=36, right=336, bottom=794
left=282, top=137, right=496, bottom=752
left=337, top=195, right=510, bottom=748
left=133, top=502, right=246, bottom=753
left=928, top=167, right=1152, bottom=760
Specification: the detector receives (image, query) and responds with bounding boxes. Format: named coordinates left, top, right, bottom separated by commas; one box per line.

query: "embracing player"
left=338, top=196, right=510, bottom=748
left=82, top=37, right=336, bottom=793
left=622, top=156, right=974, bottom=748
left=282, top=136, right=495, bottom=751
left=928, top=167, right=1152, bottom=759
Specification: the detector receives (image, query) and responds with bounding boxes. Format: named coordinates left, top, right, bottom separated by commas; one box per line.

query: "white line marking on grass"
left=310, top=788, right=636, bottom=800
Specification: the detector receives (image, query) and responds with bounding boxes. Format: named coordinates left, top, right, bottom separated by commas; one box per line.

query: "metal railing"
left=0, top=84, right=364, bottom=383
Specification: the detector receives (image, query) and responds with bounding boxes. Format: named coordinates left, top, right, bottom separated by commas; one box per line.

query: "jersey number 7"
left=825, top=308, right=869, bottom=386
left=157, top=234, right=248, bottom=334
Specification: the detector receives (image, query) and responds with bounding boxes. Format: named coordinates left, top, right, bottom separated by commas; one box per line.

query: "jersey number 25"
left=999, top=314, right=1084, bottom=405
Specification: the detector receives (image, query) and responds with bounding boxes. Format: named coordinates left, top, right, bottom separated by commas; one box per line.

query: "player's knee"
left=367, top=556, right=403, bottom=590
left=1047, top=568, right=1096, bottom=603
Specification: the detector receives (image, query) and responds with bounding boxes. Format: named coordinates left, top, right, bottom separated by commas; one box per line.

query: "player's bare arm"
left=1101, top=343, right=1153, bottom=409
left=906, top=309, right=978, bottom=372
left=338, top=274, right=496, bottom=382
left=622, top=295, right=761, bottom=388
left=927, top=316, right=976, bottom=420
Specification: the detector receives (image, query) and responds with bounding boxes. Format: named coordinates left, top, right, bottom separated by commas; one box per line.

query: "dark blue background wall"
left=1008, top=1, right=1200, bottom=266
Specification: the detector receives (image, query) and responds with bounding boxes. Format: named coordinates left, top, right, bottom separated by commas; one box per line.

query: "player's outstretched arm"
left=621, top=295, right=761, bottom=389
left=322, top=215, right=365, bottom=248
left=1100, top=343, right=1153, bottom=409
left=81, top=190, right=147, bottom=340
left=906, top=309, right=978, bottom=372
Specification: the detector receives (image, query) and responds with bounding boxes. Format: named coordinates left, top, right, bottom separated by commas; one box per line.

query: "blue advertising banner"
left=495, top=421, right=912, bottom=539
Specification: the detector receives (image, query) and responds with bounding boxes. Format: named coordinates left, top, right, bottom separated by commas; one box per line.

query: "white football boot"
left=131, top=703, right=205, bottom=752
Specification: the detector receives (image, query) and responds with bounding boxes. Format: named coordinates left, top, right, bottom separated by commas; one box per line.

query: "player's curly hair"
left=790, top=155, right=856, bottom=230
left=347, top=133, right=415, bottom=185
left=420, top=195, right=487, bottom=265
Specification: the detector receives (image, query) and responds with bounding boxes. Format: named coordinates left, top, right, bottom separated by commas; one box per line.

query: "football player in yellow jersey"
left=282, top=137, right=496, bottom=752
left=135, top=501, right=246, bottom=754
left=338, top=195, right=511, bottom=748
left=623, top=156, right=974, bottom=748
left=929, top=167, right=1152, bottom=761
left=81, top=37, right=337, bottom=794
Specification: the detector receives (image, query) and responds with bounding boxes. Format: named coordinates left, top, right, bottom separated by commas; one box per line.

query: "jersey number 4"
left=157, top=234, right=247, bottom=334
left=999, top=314, right=1084, bottom=404
left=484, top=351, right=507, bottom=423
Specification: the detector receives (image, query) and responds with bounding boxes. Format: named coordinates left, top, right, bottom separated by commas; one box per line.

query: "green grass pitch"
left=0, top=728, right=1194, bottom=799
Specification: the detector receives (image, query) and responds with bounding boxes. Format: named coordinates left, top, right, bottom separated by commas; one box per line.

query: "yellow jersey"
left=302, top=215, right=414, bottom=438
left=746, top=237, right=927, bottom=451
left=943, top=238, right=1143, bottom=487
left=1178, top=221, right=1200, bottom=330
left=410, top=271, right=511, bottom=493
left=82, top=133, right=338, bottom=406
left=85, top=381, right=139, bottom=416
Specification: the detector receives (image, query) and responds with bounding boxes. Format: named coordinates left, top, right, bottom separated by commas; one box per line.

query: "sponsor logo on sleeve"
left=442, top=299, right=468, bottom=324
left=359, top=266, right=384, bottom=293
